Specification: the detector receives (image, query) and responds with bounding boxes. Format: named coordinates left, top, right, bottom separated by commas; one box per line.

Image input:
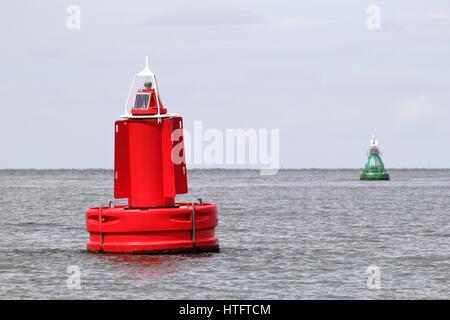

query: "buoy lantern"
left=85, top=58, right=219, bottom=254
left=360, top=135, right=390, bottom=181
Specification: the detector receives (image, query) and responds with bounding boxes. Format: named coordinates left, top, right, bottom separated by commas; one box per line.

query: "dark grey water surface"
left=0, top=169, right=449, bottom=299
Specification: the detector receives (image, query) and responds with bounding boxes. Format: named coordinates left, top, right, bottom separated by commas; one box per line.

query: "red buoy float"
left=86, top=58, right=219, bottom=254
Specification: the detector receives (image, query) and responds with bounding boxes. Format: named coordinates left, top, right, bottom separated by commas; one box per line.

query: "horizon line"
left=0, top=167, right=449, bottom=170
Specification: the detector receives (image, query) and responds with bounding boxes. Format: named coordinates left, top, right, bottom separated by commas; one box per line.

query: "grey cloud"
left=143, top=3, right=266, bottom=27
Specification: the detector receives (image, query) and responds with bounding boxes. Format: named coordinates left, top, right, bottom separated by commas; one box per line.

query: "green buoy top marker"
left=360, top=135, right=390, bottom=181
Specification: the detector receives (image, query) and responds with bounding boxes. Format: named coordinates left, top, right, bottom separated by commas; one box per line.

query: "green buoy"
left=360, top=135, right=390, bottom=181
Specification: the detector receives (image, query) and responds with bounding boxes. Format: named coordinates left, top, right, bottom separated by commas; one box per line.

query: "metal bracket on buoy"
left=190, top=202, right=196, bottom=253
left=99, top=205, right=104, bottom=249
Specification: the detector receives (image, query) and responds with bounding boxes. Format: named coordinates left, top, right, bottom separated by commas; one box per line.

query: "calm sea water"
left=0, top=169, right=449, bottom=299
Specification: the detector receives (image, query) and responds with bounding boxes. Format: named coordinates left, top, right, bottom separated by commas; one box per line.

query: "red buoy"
left=86, top=58, right=219, bottom=254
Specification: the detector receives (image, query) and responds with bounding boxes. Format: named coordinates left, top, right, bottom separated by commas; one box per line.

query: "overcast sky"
left=1, top=0, right=449, bottom=168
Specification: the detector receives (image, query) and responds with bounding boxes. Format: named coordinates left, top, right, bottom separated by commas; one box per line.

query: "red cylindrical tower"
left=127, top=120, right=171, bottom=207
left=115, top=118, right=183, bottom=208
left=85, top=58, right=219, bottom=254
